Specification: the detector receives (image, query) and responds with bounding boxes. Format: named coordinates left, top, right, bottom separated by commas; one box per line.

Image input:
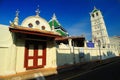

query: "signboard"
left=87, top=42, right=94, bottom=48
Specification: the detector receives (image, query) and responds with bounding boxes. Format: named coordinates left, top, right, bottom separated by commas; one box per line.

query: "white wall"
left=45, top=40, right=57, bottom=68
left=0, top=25, right=17, bottom=75
left=16, top=39, right=26, bottom=72
left=57, top=48, right=73, bottom=66
left=56, top=43, right=119, bottom=67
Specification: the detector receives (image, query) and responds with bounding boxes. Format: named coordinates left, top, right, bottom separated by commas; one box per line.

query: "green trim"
left=56, top=30, right=68, bottom=36
left=49, top=20, right=60, bottom=28
left=49, top=19, right=68, bottom=37
left=92, top=9, right=98, bottom=13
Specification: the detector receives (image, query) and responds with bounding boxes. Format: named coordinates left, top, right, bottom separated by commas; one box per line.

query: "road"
left=45, top=57, right=120, bottom=80
left=64, top=59, right=120, bottom=80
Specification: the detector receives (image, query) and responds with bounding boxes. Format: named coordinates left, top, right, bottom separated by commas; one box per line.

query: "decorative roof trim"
left=55, top=36, right=85, bottom=41
left=9, top=26, right=61, bottom=38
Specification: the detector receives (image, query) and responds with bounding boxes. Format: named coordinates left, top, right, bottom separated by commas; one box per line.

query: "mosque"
left=0, top=7, right=119, bottom=79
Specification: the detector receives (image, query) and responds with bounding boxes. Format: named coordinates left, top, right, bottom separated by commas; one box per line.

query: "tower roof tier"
left=49, top=13, right=69, bottom=37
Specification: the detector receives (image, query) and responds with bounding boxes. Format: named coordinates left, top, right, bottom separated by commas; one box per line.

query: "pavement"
left=0, top=68, right=57, bottom=80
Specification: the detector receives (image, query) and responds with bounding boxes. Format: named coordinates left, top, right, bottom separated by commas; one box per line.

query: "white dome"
left=21, top=16, right=51, bottom=31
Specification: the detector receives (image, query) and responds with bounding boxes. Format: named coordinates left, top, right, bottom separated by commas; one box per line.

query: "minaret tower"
left=90, top=7, right=110, bottom=48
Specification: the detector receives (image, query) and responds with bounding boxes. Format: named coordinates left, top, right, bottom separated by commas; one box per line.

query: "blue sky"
left=0, top=0, right=120, bottom=40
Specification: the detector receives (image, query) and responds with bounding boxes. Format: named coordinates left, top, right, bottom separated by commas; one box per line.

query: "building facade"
left=90, top=7, right=110, bottom=48
left=90, top=7, right=119, bottom=58
left=0, top=8, right=61, bottom=77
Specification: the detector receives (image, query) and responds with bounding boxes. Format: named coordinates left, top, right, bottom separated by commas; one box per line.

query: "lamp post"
left=98, top=40, right=102, bottom=61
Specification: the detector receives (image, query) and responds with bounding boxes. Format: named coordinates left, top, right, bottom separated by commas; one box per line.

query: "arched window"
left=41, top=26, right=45, bottom=30
left=96, top=12, right=99, bottom=16
left=35, top=20, right=40, bottom=25
left=28, top=23, right=33, bottom=28
left=92, top=14, right=94, bottom=18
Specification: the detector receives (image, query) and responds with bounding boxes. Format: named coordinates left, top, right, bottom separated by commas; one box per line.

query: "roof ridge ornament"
left=10, top=9, right=19, bottom=27
left=51, top=13, right=56, bottom=31
left=94, top=6, right=97, bottom=10
left=52, top=13, right=57, bottom=20
left=35, top=5, right=40, bottom=17
left=52, top=13, right=61, bottom=25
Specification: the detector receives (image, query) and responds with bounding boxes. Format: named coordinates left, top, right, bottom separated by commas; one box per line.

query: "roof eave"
left=9, top=26, right=62, bottom=38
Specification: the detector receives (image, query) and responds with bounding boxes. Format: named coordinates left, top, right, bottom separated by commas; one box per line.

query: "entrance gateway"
left=24, top=40, right=46, bottom=70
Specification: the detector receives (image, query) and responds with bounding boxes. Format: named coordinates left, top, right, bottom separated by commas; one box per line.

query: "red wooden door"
left=24, top=41, right=46, bottom=70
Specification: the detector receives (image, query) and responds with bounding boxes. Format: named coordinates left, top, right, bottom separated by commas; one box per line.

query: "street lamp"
left=98, top=40, right=102, bottom=61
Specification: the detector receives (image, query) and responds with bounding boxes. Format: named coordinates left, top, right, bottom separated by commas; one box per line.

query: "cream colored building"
left=109, top=36, right=120, bottom=54
left=89, top=7, right=119, bottom=59
left=90, top=7, right=110, bottom=47
left=0, top=8, right=61, bottom=79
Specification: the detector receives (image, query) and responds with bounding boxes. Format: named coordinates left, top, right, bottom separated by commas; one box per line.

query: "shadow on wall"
left=56, top=51, right=91, bottom=67
left=56, top=51, right=116, bottom=67
left=107, top=51, right=116, bottom=57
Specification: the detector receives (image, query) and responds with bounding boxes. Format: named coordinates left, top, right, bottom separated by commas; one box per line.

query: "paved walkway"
left=0, top=68, right=57, bottom=80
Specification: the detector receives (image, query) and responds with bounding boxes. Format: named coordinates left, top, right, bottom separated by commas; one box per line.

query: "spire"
left=92, top=6, right=98, bottom=13
left=35, top=5, right=40, bottom=16
left=52, top=13, right=57, bottom=20
left=94, top=6, right=97, bottom=10
left=16, top=9, right=19, bottom=17
left=13, top=9, right=19, bottom=25
left=51, top=13, right=56, bottom=31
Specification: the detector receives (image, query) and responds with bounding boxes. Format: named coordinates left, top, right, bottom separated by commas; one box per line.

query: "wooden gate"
left=24, top=40, right=46, bottom=70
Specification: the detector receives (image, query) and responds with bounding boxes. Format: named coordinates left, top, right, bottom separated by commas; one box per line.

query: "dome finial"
left=16, top=9, right=19, bottom=17
left=13, top=9, right=19, bottom=26
left=35, top=5, right=40, bottom=16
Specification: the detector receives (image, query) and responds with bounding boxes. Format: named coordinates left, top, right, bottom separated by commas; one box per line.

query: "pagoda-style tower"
left=49, top=13, right=69, bottom=37
left=90, top=7, right=110, bottom=48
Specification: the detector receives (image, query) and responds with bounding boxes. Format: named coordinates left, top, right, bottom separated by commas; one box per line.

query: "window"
left=36, top=20, right=40, bottom=25
left=41, top=26, right=45, bottom=30
left=28, top=23, right=33, bottom=28
left=96, top=12, right=99, bottom=16
left=103, top=45, right=105, bottom=48
left=92, top=14, right=94, bottom=18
